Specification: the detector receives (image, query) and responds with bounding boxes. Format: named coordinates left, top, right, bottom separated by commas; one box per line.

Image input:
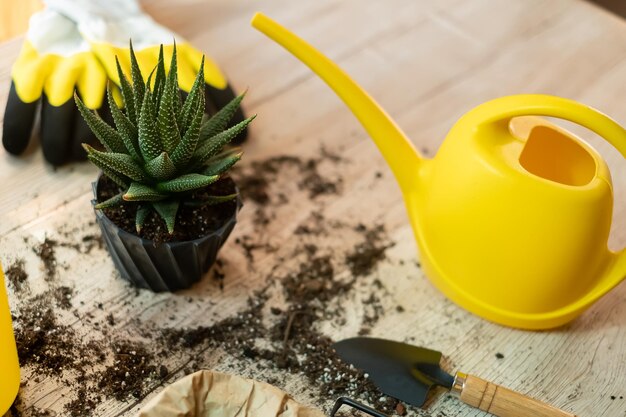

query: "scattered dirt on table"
left=14, top=302, right=78, bottom=377
left=8, top=233, right=167, bottom=417
left=262, top=222, right=398, bottom=413
left=9, top=145, right=408, bottom=416
left=234, top=234, right=276, bottom=265
left=63, top=387, right=101, bottom=417
left=233, top=149, right=343, bottom=207
left=271, top=310, right=401, bottom=412
left=9, top=394, right=52, bottom=417
left=33, top=238, right=58, bottom=281
left=80, top=234, right=103, bottom=253
left=5, top=258, right=28, bottom=292
left=282, top=249, right=347, bottom=304
left=157, top=220, right=398, bottom=413
left=294, top=212, right=328, bottom=236
left=12, top=289, right=165, bottom=416
left=56, top=233, right=103, bottom=254
left=52, top=286, right=74, bottom=310
left=346, top=224, right=394, bottom=277
left=98, top=341, right=158, bottom=401
left=161, top=294, right=267, bottom=352
left=359, top=290, right=386, bottom=336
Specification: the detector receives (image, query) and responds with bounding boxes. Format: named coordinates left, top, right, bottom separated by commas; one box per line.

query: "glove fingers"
left=182, top=44, right=227, bottom=90
left=40, top=95, right=75, bottom=166
left=3, top=81, right=39, bottom=155
left=76, top=52, right=108, bottom=110
left=43, top=54, right=83, bottom=107
left=176, top=52, right=199, bottom=93
left=205, top=83, right=248, bottom=144
left=12, top=41, right=50, bottom=104
left=136, top=47, right=160, bottom=81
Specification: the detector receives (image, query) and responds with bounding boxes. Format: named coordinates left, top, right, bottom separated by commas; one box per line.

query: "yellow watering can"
left=251, top=13, right=626, bottom=330
left=1, top=263, right=20, bottom=414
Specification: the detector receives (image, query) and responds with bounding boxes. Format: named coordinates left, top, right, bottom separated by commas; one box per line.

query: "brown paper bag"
left=137, top=370, right=326, bottom=417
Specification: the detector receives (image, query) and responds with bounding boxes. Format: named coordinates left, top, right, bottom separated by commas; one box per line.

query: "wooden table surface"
left=1, top=1, right=626, bottom=416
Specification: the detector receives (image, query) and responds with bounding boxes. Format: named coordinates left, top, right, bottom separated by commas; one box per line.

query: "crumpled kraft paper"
left=137, top=370, right=326, bottom=417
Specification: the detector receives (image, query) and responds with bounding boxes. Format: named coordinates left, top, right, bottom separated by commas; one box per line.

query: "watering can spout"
left=251, top=13, right=425, bottom=193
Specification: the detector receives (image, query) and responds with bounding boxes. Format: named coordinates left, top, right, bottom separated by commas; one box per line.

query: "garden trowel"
left=333, top=337, right=576, bottom=417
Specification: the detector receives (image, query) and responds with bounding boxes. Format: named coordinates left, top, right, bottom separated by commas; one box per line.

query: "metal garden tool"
left=334, top=337, right=576, bottom=417
left=251, top=13, right=626, bottom=330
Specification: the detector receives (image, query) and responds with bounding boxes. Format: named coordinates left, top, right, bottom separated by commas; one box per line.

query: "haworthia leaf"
left=199, top=91, right=246, bottom=142
left=138, top=88, right=162, bottom=160
left=115, top=56, right=136, bottom=124
left=156, top=173, right=219, bottom=193
left=135, top=205, right=150, bottom=233
left=179, top=56, right=205, bottom=131
left=157, top=101, right=180, bottom=153
left=144, top=152, right=177, bottom=181
left=83, top=145, right=149, bottom=183
left=94, top=192, right=124, bottom=209
left=98, top=165, right=130, bottom=189
left=170, top=87, right=204, bottom=168
left=157, top=45, right=181, bottom=153
left=129, top=41, right=145, bottom=112
left=107, top=85, right=140, bottom=161
left=191, top=116, right=255, bottom=170
left=153, top=45, right=166, bottom=106
left=202, top=149, right=243, bottom=176
left=123, top=182, right=168, bottom=202
left=183, top=193, right=237, bottom=207
left=152, top=200, right=180, bottom=234
left=166, top=44, right=178, bottom=101
left=75, top=93, right=126, bottom=153
left=174, top=82, right=183, bottom=121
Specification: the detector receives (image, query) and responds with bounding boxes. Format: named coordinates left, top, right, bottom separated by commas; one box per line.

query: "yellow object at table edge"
left=0, top=263, right=20, bottom=415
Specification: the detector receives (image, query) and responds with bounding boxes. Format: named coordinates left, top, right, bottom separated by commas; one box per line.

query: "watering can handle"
left=473, top=94, right=626, bottom=158
left=475, top=94, right=626, bottom=290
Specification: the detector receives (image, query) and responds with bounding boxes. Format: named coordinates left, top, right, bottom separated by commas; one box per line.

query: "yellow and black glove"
left=47, top=0, right=247, bottom=141
left=3, top=9, right=109, bottom=165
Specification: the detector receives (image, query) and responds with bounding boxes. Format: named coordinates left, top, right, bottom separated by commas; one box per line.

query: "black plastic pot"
left=91, top=177, right=242, bottom=292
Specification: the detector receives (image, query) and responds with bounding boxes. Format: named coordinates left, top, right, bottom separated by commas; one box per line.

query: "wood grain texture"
left=460, top=374, right=577, bottom=417
left=1, top=0, right=625, bottom=416
left=0, top=0, right=42, bottom=42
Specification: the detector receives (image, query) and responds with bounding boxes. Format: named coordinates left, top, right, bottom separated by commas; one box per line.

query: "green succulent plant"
left=76, top=43, right=254, bottom=235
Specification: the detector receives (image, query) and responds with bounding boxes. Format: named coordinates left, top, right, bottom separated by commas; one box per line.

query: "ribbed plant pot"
left=91, top=177, right=242, bottom=292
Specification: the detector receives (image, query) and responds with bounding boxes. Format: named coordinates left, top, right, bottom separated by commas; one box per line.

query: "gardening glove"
left=46, top=0, right=248, bottom=143
left=2, top=9, right=109, bottom=165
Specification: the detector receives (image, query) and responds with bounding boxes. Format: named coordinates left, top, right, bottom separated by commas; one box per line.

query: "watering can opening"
left=518, top=124, right=597, bottom=186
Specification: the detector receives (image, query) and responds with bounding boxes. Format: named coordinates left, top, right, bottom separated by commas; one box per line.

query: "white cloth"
left=44, top=0, right=181, bottom=49
left=26, top=9, right=90, bottom=56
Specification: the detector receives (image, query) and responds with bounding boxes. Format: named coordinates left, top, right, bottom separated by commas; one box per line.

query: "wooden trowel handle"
left=453, top=373, right=577, bottom=417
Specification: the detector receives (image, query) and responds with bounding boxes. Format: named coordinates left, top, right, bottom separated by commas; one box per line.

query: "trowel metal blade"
left=333, top=337, right=455, bottom=407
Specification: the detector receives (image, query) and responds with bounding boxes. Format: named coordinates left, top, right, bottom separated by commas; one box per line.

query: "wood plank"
left=0, top=0, right=42, bottom=42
